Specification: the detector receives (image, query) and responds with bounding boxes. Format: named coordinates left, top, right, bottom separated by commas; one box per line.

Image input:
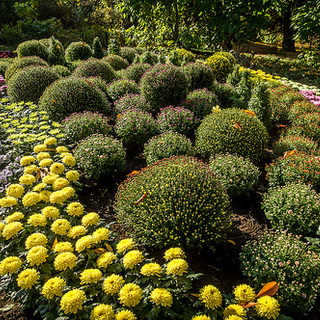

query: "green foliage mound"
left=92, top=37, right=104, bottom=59
left=273, top=135, right=318, bottom=157
left=114, top=94, right=152, bottom=114
left=115, top=108, right=158, bottom=148
left=209, top=153, right=260, bottom=197
left=205, top=52, right=235, bottom=82
left=157, top=106, right=198, bottom=136
left=62, top=111, right=112, bottom=144
left=0, top=60, right=12, bottom=77
left=182, top=88, right=219, bottom=120
left=240, top=230, right=320, bottom=314
left=39, top=77, right=112, bottom=121
left=115, top=156, right=231, bottom=248
left=139, top=51, right=159, bottom=65
left=195, top=109, right=268, bottom=163
left=211, top=82, right=242, bottom=109
left=47, top=36, right=65, bottom=65
left=16, top=39, right=48, bottom=61
left=120, top=46, right=139, bottom=64
left=65, top=41, right=92, bottom=62
left=123, top=63, right=151, bottom=83
left=106, top=79, right=140, bottom=101
left=288, top=100, right=319, bottom=121
left=51, top=65, right=71, bottom=77
left=143, top=132, right=194, bottom=165
left=72, top=58, right=116, bottom=83
left=182, top=62, right=215, bottom=91
left=7, top=65, right=59, bottom=103
left=262, top=182, right=320, bottom=235
left=5, top=56, right=49, bottom=80
left=141, top=64, right=189, bottom=112
left=74, top=134, right=126, bottom=180
left=85, top=77, right=109, bottom=97
left=103, top=54, right=129, bottom=70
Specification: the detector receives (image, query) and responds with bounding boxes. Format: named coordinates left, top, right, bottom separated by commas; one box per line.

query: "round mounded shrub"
left=114, top=94, right=153, bottom=114
left=51, top=65, right=71, bottom=77
left=139, top=51, right=158, bottom=65
left=157, top=106, right=198, bottom=136
left=65, top=41, right=92, bottom=62
left=123, top=63, right=151, bottom=83
left=205, top=53, right=235, bottom=82
left=195, top=109, right=268, bottom=163
left=209, top=153, right=260, bottom=197
left=62, top=111, right=112, bottom=143
left=119, top=47, right=139, bottom=64
left=16, top=40, right=48, bottom=60
left=240, top=230, right=320, bottom=314
left=288, top=100, right=319, bottom=121
left=182, top=62, right=215, bottom=91
left=141, top=64, right=189, bottom=112
left=273, top=135, right=318, bottom=157
left=266, top=151, right=320, bottom=188
left=106, top=79, right=140, bottom=101
left=102, top=54, right=129, bottom=70
left=39, top=77, right=112, bottom=121
left=211, top=82, right=242, bottom=109
left=85, top=76, right=109, bottom=97
left=214, top=52, right=237, bottom=66
left=74, top=134, right=126, bottom=180
left=72, top=58, right=116, bottom=83
left=7, top=65, right=59, bottom=103
left=182, top=88, right=219, bottom=120
left=115, top=108, right=158, bottom=147
left=115, top=156, right=231, bottom=248
left=0, top=60, right=12, bottom=77
left=143, top=131, right=194, bottom=165
left=262, top=182, right=320, bottom=235
left=5, top=56, right=49, bottom=80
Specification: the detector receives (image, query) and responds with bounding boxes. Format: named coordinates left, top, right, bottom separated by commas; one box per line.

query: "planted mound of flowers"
left=0, top=138, right=284, bottom=320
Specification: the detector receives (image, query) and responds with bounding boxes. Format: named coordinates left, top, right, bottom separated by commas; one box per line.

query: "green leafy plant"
left=102, top=54, right=129, bottom=71
left=240, top=230, right=320, bottom=315
left=107, top=79, right=140, bottom=101
left=195, top=108, right=268, bottom=163
left=262, top=182, right=320, bottom=235
left=16, top=39, right=48, bottom=60
left=115, top=156, right=231, bottom=248
left=205, top=53, right=235, bottom=82
left=288, top=100, right=319, bottom=121
left=143, top=131, right=194, bottom=165
left=74, top=134, right=126, bottom=180
left=92, top=36, right=104, bottom=59
left=47, top=36, right=65, bottom=65
left=211, top=82, right=242, bottom=109
left=119, top=46, right=139, bottom=64
left=123, top=63, right=151, bottom=83
left=209, top=153, right=260, bottom=197
left=114, top=94, right=153, bottom=114
left=65, top=41, right=92, bottom=62
left=51, top=65, right=71, bottom=77
left=139, top=51, right=159, bottom=65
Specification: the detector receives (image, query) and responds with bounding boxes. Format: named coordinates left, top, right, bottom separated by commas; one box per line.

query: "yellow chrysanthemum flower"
left=51, top=219, right=71, bottom=235
left=38, top=158, right=53, bottom=167
left=119, top=283, right=142, bottom=307
left=41, top=206, right=60, bottom=219
left=255, top=296, right=280, bottom=320
left=44, top=137, right=57, bottom=145
left=225, top=315, right=244, bottom=320
left=54, top=252, right=77, bottom=271
left=33, top=182, right=47, bottom=192
left=166, top=258, right=188, bottom=276
left=191, top=315, right=211, bottom=320
left=60, top=289, right=86, bottom=314
left=80, top=269, right=102, bottom=285
left=20, top=155, right=36, bottom=166
left=54, top=241, right=74, bottom=252
left=233, top=284, right=256, bottom=303
left=67, top=225, right=87, bottom=239
left=25, top=233, right=48, bottom=249
left=66, top=202, right=84, bottom=216
left=75, top=235, right=94, bottom=252
left=24, top=165, right=38, bottom=174
left=140, top=262, right=162, bottom=276
left=0, top=196, right=18, bottom=207
left=49, top=190, right=69, bottom=204
left=6, top=184, right=25, bottom=198
left=22, top=192, right=41, bottom=206
left=116, top=238, right=135, bottom=254
left=52, top=177, right=69, bottom=190
left=26, top=245, right=48, bottom=266
left=41, top=277, right=66, bottom=299
left=150, top=288, right=173, bottom=307
left=223, top=304, right=246, bottom=318
left=60, top=152, right=73, bottom=158
left=92, top=227, right=110, bottom=243
left=50, top=162, right=65, bottom=175
left=2, top=222, right=23, bottom=240
left=102, top=274, right=125, bottom=295
left=199, top=285, right=223, bottom=310
left=97, top=252, right=117, bottom=268
left=123, top=250, right=143, bottom=269
left=62, top=186, right=75, bottom=197
left=65, top=170, right=80, bottom=181
left=42, top=173, right=59, bottom=184
left=82, top=212, right=100, bottom=227
left=19, top=174, right=36, bottom=186
left=56, top=146, right=69, bottom=153
left=17, top=268, right=40, bottom=289
left=0, top=256, right=23, bottom=275
left=27, top=214, right=47, bottom=227
left=37, top=152, right=51, bottom=161
left=62, top=155, right=76, bottom=166
left=90, top=304, right=114, bottom=320
left=164, top=247, right=186, bottom=260
left=33, top=144, right=47, bottom=153
left=5, top=211, right=24, bottom=223
left=115, top=310, right=137, bottom=320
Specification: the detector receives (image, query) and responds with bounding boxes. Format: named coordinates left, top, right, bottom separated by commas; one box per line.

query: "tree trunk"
left=282, top=4, right=296, bottom=52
